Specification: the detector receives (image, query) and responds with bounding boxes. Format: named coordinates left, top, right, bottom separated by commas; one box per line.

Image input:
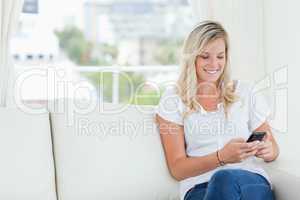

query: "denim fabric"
left=184, top=169, right=274, bottom=200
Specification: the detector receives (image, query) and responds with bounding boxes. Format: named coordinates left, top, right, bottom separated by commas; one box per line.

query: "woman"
left=155, top=20, right=279, bottom=200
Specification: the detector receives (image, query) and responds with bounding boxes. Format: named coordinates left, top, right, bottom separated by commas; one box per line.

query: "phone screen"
left=246, top=131, right=266, bottom=143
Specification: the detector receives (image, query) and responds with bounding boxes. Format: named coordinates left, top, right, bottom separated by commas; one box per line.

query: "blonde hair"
left=176, top=20, right=238, bottom=118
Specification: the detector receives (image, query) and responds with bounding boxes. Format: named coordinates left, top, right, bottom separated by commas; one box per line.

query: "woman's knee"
left=205, top=170, right=241, bottom=199
left=210, top=169, right=238, bottom=185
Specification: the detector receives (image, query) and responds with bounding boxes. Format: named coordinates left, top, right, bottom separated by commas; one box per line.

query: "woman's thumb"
left=230, top=137, right=246, bottom=143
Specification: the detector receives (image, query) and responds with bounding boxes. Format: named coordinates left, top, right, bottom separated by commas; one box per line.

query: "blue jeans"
left=184, top=169, right=274, bottom=200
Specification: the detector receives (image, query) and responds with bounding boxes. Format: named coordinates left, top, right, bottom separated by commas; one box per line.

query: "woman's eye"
left=200, top=56, right=209, bottom=59
left=217, top=56, right=224, bottom=59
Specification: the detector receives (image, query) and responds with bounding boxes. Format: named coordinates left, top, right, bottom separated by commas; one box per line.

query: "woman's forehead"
left=201, top=39, right=226, bottom=54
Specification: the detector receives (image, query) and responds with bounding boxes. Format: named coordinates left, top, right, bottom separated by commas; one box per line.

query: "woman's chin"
left=198, top=77, right=220, bottom=84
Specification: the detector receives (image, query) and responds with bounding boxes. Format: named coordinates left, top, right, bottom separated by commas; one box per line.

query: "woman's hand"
left=255, top=132, right=278, bottom=162
left=219, top=138, right=260, bottom=164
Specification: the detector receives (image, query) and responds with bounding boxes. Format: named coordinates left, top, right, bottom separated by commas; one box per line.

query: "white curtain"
left=0, top=0, right=23, bottom=107
left=188, top=0, right=267, bottom=81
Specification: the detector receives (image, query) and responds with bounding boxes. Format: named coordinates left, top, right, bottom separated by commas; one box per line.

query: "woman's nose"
left=209, top=57, right=219, bottom=67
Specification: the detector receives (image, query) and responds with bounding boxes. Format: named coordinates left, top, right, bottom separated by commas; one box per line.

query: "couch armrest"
left=262, top=159, right=300, bottom=200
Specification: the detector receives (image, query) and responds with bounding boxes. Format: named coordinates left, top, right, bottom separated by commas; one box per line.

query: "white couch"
left=0, top=101, right=299, bottom=200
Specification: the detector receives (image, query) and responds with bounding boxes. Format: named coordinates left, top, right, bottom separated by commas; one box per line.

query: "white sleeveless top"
left=155, top=80, right=272, bottom=200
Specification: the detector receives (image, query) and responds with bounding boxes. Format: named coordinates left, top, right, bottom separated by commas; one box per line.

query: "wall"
left=189, top=0, right=300, bottom=175
left=264, top=0, right=300, bottom=168
left=189, top=0, right=266, bottom=81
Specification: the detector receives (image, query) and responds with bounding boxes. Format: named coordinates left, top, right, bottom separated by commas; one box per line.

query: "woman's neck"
left=197, top=81, right=220, bottom=98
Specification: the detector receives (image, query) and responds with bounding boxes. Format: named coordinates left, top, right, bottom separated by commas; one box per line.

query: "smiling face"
left=195, top=38, right=226, bottom=84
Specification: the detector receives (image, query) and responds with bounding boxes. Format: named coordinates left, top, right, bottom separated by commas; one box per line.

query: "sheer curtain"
left=0, top=0, right=23, bottom=107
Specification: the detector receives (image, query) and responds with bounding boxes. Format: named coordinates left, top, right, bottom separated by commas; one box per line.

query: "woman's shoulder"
left=156, top=86, right=185, bottom=125
left=158, top=86, right=185, bottom=110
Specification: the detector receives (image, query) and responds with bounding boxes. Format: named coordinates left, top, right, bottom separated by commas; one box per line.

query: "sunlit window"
left=12, top=0, right=195, bottom=105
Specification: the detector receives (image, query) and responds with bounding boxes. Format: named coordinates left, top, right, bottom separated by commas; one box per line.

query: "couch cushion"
left=0, top=108, right=57, bottom=200
left=50, top=100, right=179, bottom=200
left=262, top=158, right=300, bottom=200
left=267, top=167, right=300, bottom=200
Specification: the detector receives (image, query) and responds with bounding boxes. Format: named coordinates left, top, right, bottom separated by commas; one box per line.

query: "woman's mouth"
left=203, top=69, right=220, bottom=74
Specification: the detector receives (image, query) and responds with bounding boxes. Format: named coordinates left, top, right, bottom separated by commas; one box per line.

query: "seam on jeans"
left=240, top=184, right=272, bottom=199
left=184, top=183, right=208, bottom=200
left=227, top=170, right=242, bottom=196
left=184, top=187, right=195, bottom=200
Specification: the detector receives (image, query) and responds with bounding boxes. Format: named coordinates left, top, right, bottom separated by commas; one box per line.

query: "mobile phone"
left=246, top=131, right=266, bottom=143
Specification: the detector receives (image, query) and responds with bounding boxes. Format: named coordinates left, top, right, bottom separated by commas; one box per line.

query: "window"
left=12, top=0, right=195, bottom=105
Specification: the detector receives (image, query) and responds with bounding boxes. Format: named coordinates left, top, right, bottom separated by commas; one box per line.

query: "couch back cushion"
left=50, top=101, right=179, bottom=200
left=0, top=108, right=57, bottom=200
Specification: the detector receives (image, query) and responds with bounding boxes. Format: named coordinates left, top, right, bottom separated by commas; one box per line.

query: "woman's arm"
left=254, top=122, right=280, bottom=162
left=156, top=114, right=220, bottom=181
left=156, top=114, right=259, bottom=181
